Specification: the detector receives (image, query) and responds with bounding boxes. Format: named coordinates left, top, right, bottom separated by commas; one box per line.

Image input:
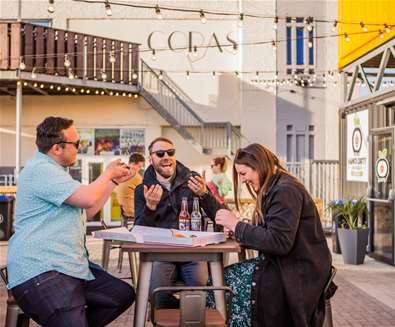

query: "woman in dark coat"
left=215, top=143, right=332, bottom=327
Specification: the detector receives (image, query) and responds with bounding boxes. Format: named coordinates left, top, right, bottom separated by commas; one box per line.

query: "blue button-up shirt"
left=7, top=151, right=95, bottom=289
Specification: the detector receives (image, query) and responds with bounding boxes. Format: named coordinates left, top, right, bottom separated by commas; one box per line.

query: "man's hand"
left=143, top=184, right=163, bottom=211
left=105, top=159, right=133, bottom=183
left=188, top=174, right=207, bottom=197
left=215, top=209, right=239, bottom=233
left=112, top=165, right=137, bottom=185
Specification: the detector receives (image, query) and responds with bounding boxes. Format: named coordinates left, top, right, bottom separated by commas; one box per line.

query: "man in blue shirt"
left=7, top=116, right=135, bottom=327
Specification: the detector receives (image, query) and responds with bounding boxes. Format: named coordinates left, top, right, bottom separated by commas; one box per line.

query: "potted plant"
left=328, top=197, right=368, bottom=264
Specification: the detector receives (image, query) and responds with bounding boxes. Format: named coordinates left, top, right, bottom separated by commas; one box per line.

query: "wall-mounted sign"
left=376, top=149, right=390, bottom=183
left=346, top=110, right=368, bottom=182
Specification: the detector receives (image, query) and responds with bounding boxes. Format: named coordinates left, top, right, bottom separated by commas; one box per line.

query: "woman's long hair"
left=233, top=143, right=290, bottom=224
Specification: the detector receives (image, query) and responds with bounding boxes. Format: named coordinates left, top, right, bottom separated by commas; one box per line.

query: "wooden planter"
left=338, top=228, right=369, bottom=265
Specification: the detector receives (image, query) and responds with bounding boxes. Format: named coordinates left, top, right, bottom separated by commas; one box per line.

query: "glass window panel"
left=309, top=30, right=314, bottom=65
left=296, top=135, right=305, bottom=161
left=287, top=26, right=292, bottom=65
left=286, top=135, right=293, bottom=162
left=296, top=27, right=304, bottom=65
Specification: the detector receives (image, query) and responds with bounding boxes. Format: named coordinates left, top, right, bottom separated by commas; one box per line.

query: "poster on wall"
left=120, top=129, right=145, bottom=155
left=94, top=129, right=121, bottom=155
left=346, top=110, right=369, bottom=182
left=77, top=128, right=95, bottom=155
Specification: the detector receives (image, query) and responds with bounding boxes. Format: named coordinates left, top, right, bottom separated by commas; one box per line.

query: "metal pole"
left=17, top=0, right=22, bottom=22
left=15, top=82, right=22, bottom=183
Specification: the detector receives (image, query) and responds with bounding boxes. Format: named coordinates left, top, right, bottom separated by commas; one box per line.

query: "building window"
left=285, top=125, right=315, bottom=162
left=286, top=135, right=293, bottom=162
left=286, top=17, right=314, bottom=70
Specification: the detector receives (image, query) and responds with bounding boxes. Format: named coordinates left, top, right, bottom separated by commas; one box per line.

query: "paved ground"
left=1, top=237, right=395, bottom=326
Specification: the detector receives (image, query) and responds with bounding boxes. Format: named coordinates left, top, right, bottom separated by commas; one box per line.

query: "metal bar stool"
left=0, top=266, right=30, bottom=327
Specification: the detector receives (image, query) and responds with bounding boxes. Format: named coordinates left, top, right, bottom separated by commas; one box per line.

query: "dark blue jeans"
left=11, top=267, right=135, bottom=327
left=149, top=261, right=208, bottom=309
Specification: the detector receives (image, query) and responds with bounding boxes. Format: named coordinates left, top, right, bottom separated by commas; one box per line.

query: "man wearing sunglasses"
left=134, top=136, right=225, bottom=309
left=7, top=116, right=135, bottom=327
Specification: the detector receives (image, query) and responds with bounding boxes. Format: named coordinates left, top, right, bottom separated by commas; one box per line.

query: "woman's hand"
left=215, top=209, right=239, bottom=233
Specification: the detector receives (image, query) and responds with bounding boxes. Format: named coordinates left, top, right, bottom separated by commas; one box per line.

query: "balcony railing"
left=0, top=22, right=140, bottom=85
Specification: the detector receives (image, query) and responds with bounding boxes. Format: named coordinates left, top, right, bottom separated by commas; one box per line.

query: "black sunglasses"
left=150, top=149, right=176, bottom=158
left=57, top=140, right=80, bottom=149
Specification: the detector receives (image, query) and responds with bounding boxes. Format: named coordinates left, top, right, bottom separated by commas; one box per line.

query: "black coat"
left=134, top=161, right=225, bottom=228
left=234, top=172, right=332, bottom=327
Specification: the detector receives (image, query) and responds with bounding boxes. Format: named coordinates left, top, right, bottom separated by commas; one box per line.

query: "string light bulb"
left=155, top=5, right=162, bottom=19
left=238, top=13, right=244, bottom=28
left=212, top=71, right=216, bottom=79
left=68, top=68, right=74, bottom=79
left=232, top=44, right=238, bottom=54
left=19, top=57, right=26, bottom=70
left=132, top=72, right=138, bottom=80
left=134, top=94, right=138, bottom=98
left=360, top=22, right=368, bottom=32
left=384, top=24, right=391, bottom=33
left=31, top=67, right=37, bottom=79
left=159, top=70, right=163, bottom=80
left=308, top=40, right=313, bottom=48
left=193, top=46, right=198, bottom=57
left=273, top=16, right=278, bottom=30
left=64, top=55, right=71, bottom=67
left=200, top=10, right=207, bottom=24
left=101, top=70, right=107, bottom=80
left=379, top=30, right=384, bottom=39
left=345, top=33, right=350, bottom=42
left=47, top=0, right=55, bottom=13
left=272, top=40, right=277, bottom=51
left=305, top=17, right=313, bottom=32
left=186, top=70, right=190, bottom=79
left=105, top=0, right=112, bottom=16
left=331, top=20, right=337, bottom=32
left=151, top=49, right=157, bottom=61
left=109, top=52, right=116, bottom=63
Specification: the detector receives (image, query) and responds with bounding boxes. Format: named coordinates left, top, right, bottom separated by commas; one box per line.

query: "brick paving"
left=1, top=237, right=395, bottom=326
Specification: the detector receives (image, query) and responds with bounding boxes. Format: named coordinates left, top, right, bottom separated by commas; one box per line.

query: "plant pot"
left=338, top=228, right=369, bottom=265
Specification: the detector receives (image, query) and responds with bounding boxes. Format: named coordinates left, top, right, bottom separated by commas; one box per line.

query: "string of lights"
left=68, top=0, right=395, bottom=27
left=15, top=25, right=394, bottom=65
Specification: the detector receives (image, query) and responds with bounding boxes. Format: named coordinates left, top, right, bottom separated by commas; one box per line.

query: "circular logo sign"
left=376, top=157, right=389, bottom=182
left=352, top=127, right=362, bottom=153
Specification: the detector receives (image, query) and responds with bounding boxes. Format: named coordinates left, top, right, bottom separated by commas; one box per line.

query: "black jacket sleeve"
left=234, top=183, right=303, bottom=256
left=134, top=183, right=157, bottom=226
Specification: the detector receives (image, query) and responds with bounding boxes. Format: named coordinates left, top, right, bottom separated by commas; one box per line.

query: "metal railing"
left=286, top=160, right=340, bottom=227
left=0, top=22, right=139, bottom=84
left=141, top=60, right=241, bottom=155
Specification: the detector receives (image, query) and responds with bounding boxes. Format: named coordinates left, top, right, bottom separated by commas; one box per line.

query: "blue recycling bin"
left=0, top=195, right=15, bottom=241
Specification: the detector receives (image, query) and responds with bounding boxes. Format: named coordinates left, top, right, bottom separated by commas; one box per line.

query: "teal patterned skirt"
left=207, top=257, right=261, bottom=327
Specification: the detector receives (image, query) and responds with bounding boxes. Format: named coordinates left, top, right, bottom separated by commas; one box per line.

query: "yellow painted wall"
left=339, top=0, right=395, bottom=69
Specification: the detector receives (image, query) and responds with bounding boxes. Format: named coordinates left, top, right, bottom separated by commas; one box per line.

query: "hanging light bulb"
left=132, top=72, right=138, bottom=80
left=360, top=22, right=368, bottom=32
left=134, top=93, right=138, bottom=98
left=33, top=82, right=38, bottom=88
left=86, top=89, right=91, bottom=94
left=212, top=71, right=216, bottom=79
left=238, top=13, right=244, bottom=28
left=31, top=67, right=37, bottom=79
left=200, top=10, right=207, bottom=24
left=105, top=0, right=112, bottom=16
left=109, top=91, right=113, bottom=96
left=384, top=24, right=391, bottom=33
left=158, top=70, right=163, bottom=80
left=345, top=33, right=350, bottom=42
left=272, top=40, right=277, bottom=51
left=64, top=54, right=71, bottom=67
left=232, top=44, right=238, bottom=55
left=19, top=57, right=26, bottom=70
left=305, top=17, right=313, bottom=32
left=68, top=68, right=74, bottom=79
left=151, top=49, right=157, bottom=61
left=379, top=30, right=384, bottom=39
left=109, top=52, right=116, bottom=63
left=57, top=86, right=61, bottom=91
left=256, top=71, right=259, bottom=78
left=273, top=16, right=278, bottom=30
left=95, top=90, right=99, bottom=94
left=101, top=70, right=107, bottom=80
left=47, top=0, right=55, bottom=13
left=235, top=71, right=239, bottom=78
left=186, top=71, right=190, bottom=79
left=101, top=90, right=105, bottom=95
left=193, top=46, right=198, bottom=57
left=308, top=40, right=313, bottom=48
left=331, top=20, right=337, bottom=32
left=155, top=5, right=162, bottom=19
left=40, top=84, right=44, bottom=89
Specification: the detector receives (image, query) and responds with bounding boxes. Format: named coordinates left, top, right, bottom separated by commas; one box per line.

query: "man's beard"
left=153, top=161, right=175, bottom=179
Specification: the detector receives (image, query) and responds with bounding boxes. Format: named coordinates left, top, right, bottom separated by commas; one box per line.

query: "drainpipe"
left=15, top=81, right=22, bottom=183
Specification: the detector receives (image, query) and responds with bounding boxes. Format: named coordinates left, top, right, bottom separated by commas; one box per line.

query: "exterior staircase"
left=0, top=22, right=242, bottom=155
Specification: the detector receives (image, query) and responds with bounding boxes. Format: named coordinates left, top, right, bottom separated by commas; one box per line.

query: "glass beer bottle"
left=178, top=197, right=191, bottom=231
left=191, top=197, right=202, bottom=231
